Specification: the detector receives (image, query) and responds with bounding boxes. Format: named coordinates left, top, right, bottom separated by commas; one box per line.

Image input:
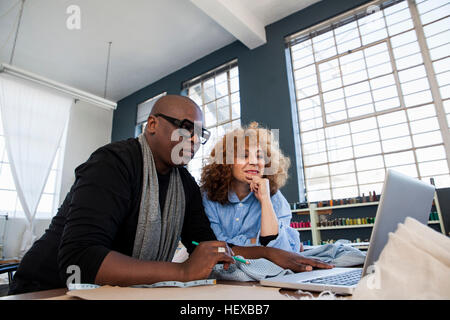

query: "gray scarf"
left=132, top=134, right=186, bottom=261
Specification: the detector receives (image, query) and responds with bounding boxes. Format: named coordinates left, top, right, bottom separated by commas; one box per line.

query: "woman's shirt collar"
left=228, top=190, right=254, bottom=204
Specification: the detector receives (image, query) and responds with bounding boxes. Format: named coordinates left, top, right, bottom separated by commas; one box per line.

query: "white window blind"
left=287, top=0, right=450, bottom=202
left=0, top=110, right=65, bottom=219
left=136, top=92, right=167, bottom=130
left=182, top=60, right=241, bottom=182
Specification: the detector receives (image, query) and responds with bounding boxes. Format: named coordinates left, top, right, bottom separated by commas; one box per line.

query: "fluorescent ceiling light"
left=0, top=63, right=117, bottom=110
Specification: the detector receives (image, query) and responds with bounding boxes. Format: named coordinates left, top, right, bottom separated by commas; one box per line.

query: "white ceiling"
left=0, top=0, right=320, bottom=102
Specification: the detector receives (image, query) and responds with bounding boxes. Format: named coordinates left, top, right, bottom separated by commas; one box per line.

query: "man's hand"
left=181, top=241, right=235, bottom=281
left=265, top=247, right=334, bottom=272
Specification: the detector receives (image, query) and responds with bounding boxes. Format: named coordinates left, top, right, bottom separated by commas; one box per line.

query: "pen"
left=191, top=241, right=250, bottom=264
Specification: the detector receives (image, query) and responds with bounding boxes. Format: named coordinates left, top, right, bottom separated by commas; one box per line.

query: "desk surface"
left=0, top=281, right=335, bottom=300
left=0, top=259, right=20, bottom=265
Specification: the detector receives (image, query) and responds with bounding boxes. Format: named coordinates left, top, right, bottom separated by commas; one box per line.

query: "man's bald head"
left=150, top=95, right=201, bottom=118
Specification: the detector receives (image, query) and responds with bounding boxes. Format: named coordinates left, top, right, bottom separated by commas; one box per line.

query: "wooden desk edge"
left=1, top=280, right=349, bottom=300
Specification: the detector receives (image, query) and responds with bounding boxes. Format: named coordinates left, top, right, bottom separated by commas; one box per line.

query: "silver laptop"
left=260, top=170, right=435, bottom=295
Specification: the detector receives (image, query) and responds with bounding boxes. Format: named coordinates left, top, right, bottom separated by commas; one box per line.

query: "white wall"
left=3, top=100, right=114, bottom=259
left=59, top=100, right=114, bottom=203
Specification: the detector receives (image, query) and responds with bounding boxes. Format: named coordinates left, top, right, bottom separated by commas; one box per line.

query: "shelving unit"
left=0, top=213, right=8, bottom=260
left=291, top=192, right=445, bottom=246
left=294, top=227, right=311, bottom=231
left=433, top=192, right=446, bottom=235
left=317, top=224, right=375, bottom=231
left=316, top=201, right=379, bottom=211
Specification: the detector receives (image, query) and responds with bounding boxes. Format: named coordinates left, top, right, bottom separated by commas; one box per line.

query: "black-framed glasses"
left=154, top=113, right=211, bottom=145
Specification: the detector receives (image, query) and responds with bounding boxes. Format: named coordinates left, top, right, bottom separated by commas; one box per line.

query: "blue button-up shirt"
left=202, top=190, right=301, bottom=252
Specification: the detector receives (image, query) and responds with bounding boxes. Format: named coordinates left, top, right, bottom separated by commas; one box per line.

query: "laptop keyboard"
left=304, top=269, right=362, bottom=286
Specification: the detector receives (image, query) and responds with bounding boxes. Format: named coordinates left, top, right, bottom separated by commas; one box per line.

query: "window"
left=182, top=60, right=241, bottom=182
left=287, top=0, right=450, bottom=202
left=136, top=92, right=167, bottom=135
left=0, top=110, right=65, bottom=219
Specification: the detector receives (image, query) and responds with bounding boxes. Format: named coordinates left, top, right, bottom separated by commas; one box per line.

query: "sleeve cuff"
left=259, top=234, right=278, bottom=246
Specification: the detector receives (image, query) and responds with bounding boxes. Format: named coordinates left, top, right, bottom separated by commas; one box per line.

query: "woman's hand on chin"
left=250, top=176, right=270, bottom=203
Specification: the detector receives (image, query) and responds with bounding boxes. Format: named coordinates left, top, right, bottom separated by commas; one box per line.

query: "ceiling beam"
left=190, top=0, right=267, bottom=50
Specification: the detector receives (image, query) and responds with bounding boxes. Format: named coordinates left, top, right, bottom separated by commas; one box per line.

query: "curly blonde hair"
left=200, top=122, right=290, bottom=204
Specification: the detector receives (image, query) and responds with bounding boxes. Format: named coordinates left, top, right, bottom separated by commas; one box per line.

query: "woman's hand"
left=249, top=176, right=271, bottom=203
left=250, top=176, right=279, bottom=237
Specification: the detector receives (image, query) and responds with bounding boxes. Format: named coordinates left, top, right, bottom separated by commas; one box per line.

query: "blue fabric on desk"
left=209, top=257, right=294, bottom=281
left=299, top=240, right=366, bottom=267
left=209, top=241, right=366, bottom=281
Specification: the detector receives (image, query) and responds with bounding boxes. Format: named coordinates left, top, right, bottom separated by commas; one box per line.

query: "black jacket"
left=9, top=138, right=216, bottom=294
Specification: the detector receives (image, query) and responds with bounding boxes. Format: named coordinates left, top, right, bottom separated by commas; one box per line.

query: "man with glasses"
left=9, top=95, right=331, bottom=294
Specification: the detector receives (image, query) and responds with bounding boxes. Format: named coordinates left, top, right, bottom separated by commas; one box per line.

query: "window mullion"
left=311, top=37, right=333, bottom=200
left=408, top=0, right=450, bottom=174
left=383, top=4, right=422, bottom=178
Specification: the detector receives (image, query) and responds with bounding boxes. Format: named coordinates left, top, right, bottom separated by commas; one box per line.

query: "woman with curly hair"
left=200, top=122, right=301, bottom=252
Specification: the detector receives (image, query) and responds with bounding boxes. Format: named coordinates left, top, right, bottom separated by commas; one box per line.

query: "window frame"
left=182, top=59, right=241, bottom=182
left=286, top=0, right=450, bottom=202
